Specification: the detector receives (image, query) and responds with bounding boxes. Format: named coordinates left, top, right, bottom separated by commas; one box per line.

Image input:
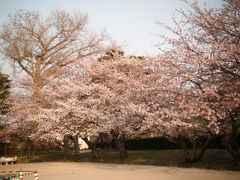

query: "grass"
left=15, top=149, right=239, bottom=171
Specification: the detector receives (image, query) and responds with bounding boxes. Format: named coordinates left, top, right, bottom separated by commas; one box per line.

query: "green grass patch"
left=16, top=149, right=239, bottom=171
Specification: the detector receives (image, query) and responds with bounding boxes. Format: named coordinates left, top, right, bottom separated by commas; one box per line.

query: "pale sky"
left=0, top=0, right=223, bottom=57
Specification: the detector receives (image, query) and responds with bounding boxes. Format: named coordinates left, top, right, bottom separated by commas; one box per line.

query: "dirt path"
left=1, top=162, right=240, bottom=180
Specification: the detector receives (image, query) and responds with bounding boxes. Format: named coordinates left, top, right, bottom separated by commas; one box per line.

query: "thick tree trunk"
left=115, top=136, right=128, bottom=160
left=111, top=131, right=128, bottom=160
left=83, top=137, right=100, bottom=161
left=223, top=117, right=240, bottom=166
left=191, top=137, right=210, bottom=163
left=179, top=137, right=191, bottom=163
left=179, top=136, right=210, bottom=163
left=33, top=57, right=44, bottom=99
left=63, top=135, right=71, bottom=160
left=98, top=132, right=113, bottom=151
left=224, top=135, right=240, bottom=166
left=72, top=135, right=80, bottom=159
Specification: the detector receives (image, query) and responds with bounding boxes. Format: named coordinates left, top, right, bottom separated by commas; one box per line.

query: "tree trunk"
left=83, top=137, right=100, bottom=161
left=223, top=115, right=240, bottom=166
left=98, top=132, right=113, bottom=151
left=115, top=137, right=128, bottom=160
left=179, top=136, right=210, bottom=163
left=111, top=131, right=128, bottom=160
left=72, top=135, right=80, bottom=159
left=191, top=137, right=210, bottom=163
left=224, top=135, right=240, bottom=166
left=63, top=135, right=71, bottom=160
left=27, top=138, right=32, bottom=160
left=179, top=136, right=191, bottom=163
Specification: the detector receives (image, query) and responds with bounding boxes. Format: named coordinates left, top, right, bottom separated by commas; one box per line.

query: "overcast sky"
left=0, top=0, right=223, bottom=56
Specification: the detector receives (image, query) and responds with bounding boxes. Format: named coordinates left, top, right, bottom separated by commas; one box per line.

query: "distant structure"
left=78, top=138, right=89, bottom=150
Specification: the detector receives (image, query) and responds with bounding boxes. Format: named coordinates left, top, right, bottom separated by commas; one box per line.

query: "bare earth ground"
left=1, top=162, right=240, bottom=180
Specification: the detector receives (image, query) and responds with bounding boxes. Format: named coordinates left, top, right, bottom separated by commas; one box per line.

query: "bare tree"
left=0, top=10, right=108, bottom=97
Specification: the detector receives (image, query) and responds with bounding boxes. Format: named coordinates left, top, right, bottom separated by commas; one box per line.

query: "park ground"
left=1, top=162, right=240, bottom=180
left=16, top=149, right=240, bottom=171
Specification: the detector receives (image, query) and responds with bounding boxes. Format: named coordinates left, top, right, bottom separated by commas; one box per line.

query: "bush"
left=125, top=136, right=225, bottom=150
left=125, top=137, right=181, bottom=150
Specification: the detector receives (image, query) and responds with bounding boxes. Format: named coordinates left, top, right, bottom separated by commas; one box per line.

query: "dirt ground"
left=1, top=162, right=240, bottom=180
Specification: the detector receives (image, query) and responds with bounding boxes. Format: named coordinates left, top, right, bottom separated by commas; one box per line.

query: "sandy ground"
left=1, top=162, right=240, bottom=180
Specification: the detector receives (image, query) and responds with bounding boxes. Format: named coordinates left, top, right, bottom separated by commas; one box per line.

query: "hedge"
left=124, top=136, right=225, bottom=150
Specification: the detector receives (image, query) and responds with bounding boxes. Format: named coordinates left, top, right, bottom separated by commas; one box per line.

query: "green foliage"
left=98, top=49, right=125, bottom=62
left=0, top=73, right=11, bottom=102
left=0, top=73, right=11, bottom=115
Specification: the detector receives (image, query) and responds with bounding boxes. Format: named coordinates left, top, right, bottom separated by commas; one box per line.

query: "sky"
left=0, top=0, right=223, bottom=56
left=0, top=0, right=223, bottom=76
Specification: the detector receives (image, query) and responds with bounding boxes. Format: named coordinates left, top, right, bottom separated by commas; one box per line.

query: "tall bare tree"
left=0, top=10, right=108, bottom=97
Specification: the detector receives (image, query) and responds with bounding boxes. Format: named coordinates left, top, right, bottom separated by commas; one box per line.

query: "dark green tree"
left=0, top=73, right=11, bottom=156
left=98, top=48, right=125, bottom=62
left=0, top=73, right=11, bottom=114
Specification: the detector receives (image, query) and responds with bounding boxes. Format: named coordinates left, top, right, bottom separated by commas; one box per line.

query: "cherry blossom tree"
left=11, top=56, right=146, bottom=160
left=0, top=9, right=111, bottom=157
left=157, top=0, right=240, bottom=164
left=85, top=55, right=218, bottom=162
left=10, top=53, right=220, bottom=162
left=113, top=56, right=219, bottom=163
left=6, top=0, right=239, bottom=165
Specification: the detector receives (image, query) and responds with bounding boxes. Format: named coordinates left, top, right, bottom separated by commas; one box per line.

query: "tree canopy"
left=2, top=0, right=240, bottom=164
left=0, top=10, right=108, bottom=96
